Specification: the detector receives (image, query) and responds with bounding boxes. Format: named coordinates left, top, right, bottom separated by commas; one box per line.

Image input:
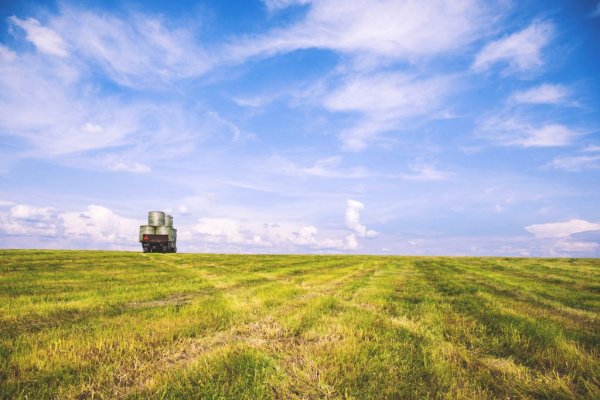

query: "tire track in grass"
left=416, top=259, right=599, bottom=399
left=122, top=256, right=372, bottom=398
left=436, top=259, right=600, bottom=351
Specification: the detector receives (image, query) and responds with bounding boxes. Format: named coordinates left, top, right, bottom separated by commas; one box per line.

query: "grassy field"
left=1, top=250, right=599, bottom=399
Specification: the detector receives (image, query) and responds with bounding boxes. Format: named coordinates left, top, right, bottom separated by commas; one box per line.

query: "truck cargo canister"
left=139, top=225, right=156, bottom=242
left=148, top=211, right=165, bottom=226
left=155, top=226, right=175, bottom=242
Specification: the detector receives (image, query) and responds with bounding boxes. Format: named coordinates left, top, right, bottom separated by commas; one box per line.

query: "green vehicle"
left=139, top=211, right=177, bottom=253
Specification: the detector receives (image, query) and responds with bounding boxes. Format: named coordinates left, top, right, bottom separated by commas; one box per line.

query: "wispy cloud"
left=473, top=20, right=553, bottom=74
left=262, top=0, right=311, bottom=12
left=271, top=155, right=370, bottom=179
left=397, top=163, right=451, bottom=181
left=510, top=83, right=569, bottom=105
left=591, top=2, right=600, bottom=18
left=547, top=154, right=600, bottom=172
left=9, top=16, right=69, bottom=57
left=110, top=162, right=152, bottom=174
left=0, top=28, right=214, bottom=171
left=51, top=7, right=212, bottom=87
left=233, top=0, right=491, bottom=68
left=478, top=116, right=582, bottom=147
left=323, top=72, right=455, bottom=150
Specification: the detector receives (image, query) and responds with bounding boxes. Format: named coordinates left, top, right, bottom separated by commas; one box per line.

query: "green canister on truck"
left=139, top=211, right=177, bottom=253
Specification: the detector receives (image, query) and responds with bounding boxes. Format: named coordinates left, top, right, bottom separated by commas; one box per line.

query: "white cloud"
left=301, top=156, right=369, bottom=178
left=398, top=163, right=450, bottom=181
left=510, top=83, right=569, bottom=105
left=345, top=233, right=359, bottom=250
left=0, top=204, right=140, bottom=248
left=323, top=72, right=454, bottom=151
left=0, top=205, right=60, bottom=237
left=591, top=2, right=600, bottom=18
left=50, top=7, right=212, bottom=86
left=547, top=154, right=600, bottom=172
left=262, top=0, right=311, bottom=12
left=60, top=205, right=140, bottom=244
left=518, top=124, right=579, bottom=147
left=192, top=218, right=345, bottom=250
left=0, top=50, right=135, bottom=155
left=10, top=204, right=56, bottom=221
left=345, top=199, right=377, bottom=238
left=0, top=45, right=16, bottom=62
left=553, top=239, right=599, bottom=253
left=177, top=205, right=190, bottom=215
left=9, top=16, right=68, bottom=57
left=184, top=199, right=379, bottom=252
left=195, top=218, right=249, bottom=244
left=472, top=20, right=553, bottom=73
left=0, top=40, right=207, bottom=164
left=110, top=162, right=151, bottom=174
left=525, top=219, right=600, bottom=239
left=236, top=0, right=491, bottom=67
left=295, top=225, right=318, bottom=245
left=272, top=155, right=370, bottom=179
left=478, top=117, right=581, bottom=147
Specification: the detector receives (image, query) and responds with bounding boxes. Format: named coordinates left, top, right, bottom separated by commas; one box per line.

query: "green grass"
left=1, top=250, right=599, bottom=399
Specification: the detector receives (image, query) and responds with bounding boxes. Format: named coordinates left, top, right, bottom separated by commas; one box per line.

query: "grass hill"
left=1, top=250, right=599, bottom=399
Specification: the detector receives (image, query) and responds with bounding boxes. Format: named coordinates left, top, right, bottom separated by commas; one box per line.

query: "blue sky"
left=1, top=0, right=599, bottom=256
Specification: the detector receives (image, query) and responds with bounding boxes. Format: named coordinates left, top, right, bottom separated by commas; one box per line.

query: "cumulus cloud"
left=184, top=199, right=378, bottom=252
left=0, top=203, right=141, bottom=248
left=195, top=218, right=248, bottom=244
left=525, top=219, right=600, bottom=239
left=524, top=219, right=600, bottom=255
left=345, top=233, right=359, bottom=250
left=510, top=83, right=569, bottom=105
left=192, top=217, right=344, bottom=250
left=60, top=205, right=140, bottom=243
left=0, top=205, right=60, bottom=237
left=473, top=20, right=553, bottom=74
left=9, top=16, right=69, bottom=57
left=345, top=200, right=377, bottom=238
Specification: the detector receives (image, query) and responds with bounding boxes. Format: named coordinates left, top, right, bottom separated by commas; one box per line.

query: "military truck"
left=139, top=211, right=177, bottom=253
